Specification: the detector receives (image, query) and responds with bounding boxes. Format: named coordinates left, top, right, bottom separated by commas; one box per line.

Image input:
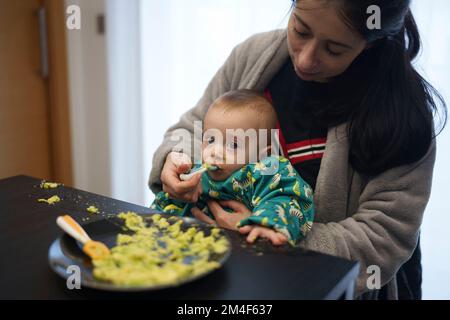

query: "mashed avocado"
left=87, top=206, right=99, bottom=214
left=40, top=181, right=60, bottom=189
left=38, top=195, right=61, bottom=204
left=92, top=211, right=229, bottom=287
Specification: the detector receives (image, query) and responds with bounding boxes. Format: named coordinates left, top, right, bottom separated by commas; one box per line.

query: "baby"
left=151, top=90, right=314, bottom=245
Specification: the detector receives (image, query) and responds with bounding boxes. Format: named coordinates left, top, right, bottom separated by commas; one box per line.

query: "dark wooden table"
left=0, top=175, right=359, bottom=300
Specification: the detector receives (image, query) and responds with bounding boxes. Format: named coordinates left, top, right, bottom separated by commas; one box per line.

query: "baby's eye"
left=227, top=142, right=239, bottom=150
left=206, top=136, right=215, bottom=144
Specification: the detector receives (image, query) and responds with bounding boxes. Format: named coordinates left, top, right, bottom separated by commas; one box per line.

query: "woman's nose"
left=296, top=41, right=320, bottom=72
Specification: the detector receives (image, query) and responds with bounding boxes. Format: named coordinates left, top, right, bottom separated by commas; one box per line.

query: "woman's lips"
left=295, top=67, right=320, bottom=79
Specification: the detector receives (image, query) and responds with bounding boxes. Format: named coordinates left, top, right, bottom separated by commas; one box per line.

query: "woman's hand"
left=160, top=152, right=202, bottom=203
left=192, top=199, right=288, bottom=246
left=239, top=225, right=288, bottom=246
left=191, top=200, right=251, bottom=230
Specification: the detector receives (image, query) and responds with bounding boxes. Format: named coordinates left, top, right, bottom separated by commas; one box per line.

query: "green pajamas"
left=151, top=156, right=314, bottom=244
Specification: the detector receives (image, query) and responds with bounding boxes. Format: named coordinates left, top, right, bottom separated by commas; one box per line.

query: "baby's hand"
left=239, top=225, right=288, bottom=246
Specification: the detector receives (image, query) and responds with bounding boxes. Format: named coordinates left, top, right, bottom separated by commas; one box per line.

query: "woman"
left=148, top=0, right=446, bottom=299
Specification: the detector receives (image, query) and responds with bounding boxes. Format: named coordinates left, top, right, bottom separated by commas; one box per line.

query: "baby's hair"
left=212, top=89, right=278, bottom=129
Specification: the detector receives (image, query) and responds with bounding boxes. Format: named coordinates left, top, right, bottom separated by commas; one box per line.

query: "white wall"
left=66, top=0, right=145, bottom=204
left=106, top=0, right=144, bottom=205
left=65, top=0, right=111, bottom=197
left=412, top=0, right=450, bottom=300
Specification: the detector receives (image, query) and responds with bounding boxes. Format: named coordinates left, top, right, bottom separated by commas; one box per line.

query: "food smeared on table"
left=38, top=195, right=61, bottom=205
left=86, top=205, right=99, bottom=214
left=92, top=212, right=229, bottom=287
left=40, top=181, right=61, bottom=189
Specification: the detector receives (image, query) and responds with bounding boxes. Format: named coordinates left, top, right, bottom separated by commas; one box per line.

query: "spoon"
left=56, top=215, right=110, bottom=260
left=179, top=163, right=218, bottom=181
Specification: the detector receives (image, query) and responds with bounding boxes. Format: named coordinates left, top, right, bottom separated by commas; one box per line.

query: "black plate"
left=48, top=213, right=232, bottom=292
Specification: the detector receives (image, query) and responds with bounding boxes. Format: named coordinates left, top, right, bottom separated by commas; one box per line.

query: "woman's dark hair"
left=294, top=0, right=447, bottom=176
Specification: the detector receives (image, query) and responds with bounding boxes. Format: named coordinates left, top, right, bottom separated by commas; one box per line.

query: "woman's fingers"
left=161, top=168, right=202, bottom=202
left=161, top=152, right=190, bottom=186
left=170, top=173, right=202, bottom=195
left=207, top=200, right=243, bottom=230
left=218, top=200, right=250, bottom=213
left=191, top=207, right=216, bottom=226
left=207, top=200, right=228, bottom=222
left=215, top=200, right=251, bottom=228
left=160, top=152, right=204, bottom=202
left=209, top=200, right=251, bottom=218
left=163, top=183, right=200, bottom=202
left=207, top=200, right=226, bottom=214
left=207, top=200, right=232, bottom=229
left=178, top=175, right=203, bottom=202
left=170, top=152, right=192, bottom=169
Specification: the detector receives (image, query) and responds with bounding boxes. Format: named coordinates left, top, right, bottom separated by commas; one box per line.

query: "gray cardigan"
left=148, top=29, right=436, bottom=298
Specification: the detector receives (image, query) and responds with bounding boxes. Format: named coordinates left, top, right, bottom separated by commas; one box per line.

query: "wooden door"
left=0, top=0, right=73, bottom=185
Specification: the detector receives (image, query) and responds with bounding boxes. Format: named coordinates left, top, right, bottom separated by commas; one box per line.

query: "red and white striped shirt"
left=265, top=59, right=332, bottom=190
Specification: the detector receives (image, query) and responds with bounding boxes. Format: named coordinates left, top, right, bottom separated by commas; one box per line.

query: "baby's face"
left=202, top=105, right=269, bottom=181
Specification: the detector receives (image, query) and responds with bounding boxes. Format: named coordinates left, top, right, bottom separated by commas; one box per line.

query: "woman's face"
left=287, top=1, right=367, bottom=83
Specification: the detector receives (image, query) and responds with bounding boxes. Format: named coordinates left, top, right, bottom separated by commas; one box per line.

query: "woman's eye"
left=227, top=142, right=238, bottom=150
left=206, top=136, right=215, bottom=144
left=294, top=28, right=310, bottom=38
left=326, top=47, right=343, bottom=57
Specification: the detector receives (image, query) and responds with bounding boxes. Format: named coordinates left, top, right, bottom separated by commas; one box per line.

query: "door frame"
left=45, top=0, right=74, bottom=186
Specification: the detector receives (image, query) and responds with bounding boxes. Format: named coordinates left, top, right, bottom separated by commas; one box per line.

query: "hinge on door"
left=38, top=6, right=49, bottom=79
left=97, top=14, right=105, bottom=35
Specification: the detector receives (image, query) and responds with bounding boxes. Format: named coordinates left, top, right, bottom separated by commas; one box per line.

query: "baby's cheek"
left=223, top=164, right=246, bottom=176
left=227, top=148, right=250, bottom=166
left=245, top=143, right=261, bottom=164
